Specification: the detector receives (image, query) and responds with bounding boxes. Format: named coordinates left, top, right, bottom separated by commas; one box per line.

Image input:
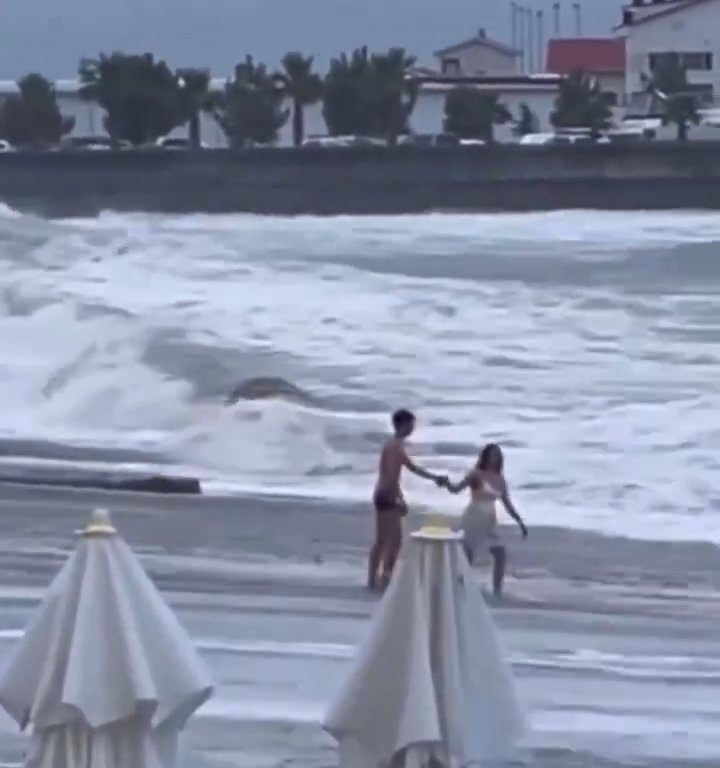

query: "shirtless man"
left=368, top=409, right=447, bottom=591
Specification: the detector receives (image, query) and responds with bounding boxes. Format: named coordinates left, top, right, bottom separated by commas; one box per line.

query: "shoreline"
left=2, top=478, right=717, bottom=552
left=0, top=484, right=718, bottom=766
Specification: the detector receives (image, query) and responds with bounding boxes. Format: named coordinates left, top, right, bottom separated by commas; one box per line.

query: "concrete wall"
left=2, top=142, right=720, bottom=217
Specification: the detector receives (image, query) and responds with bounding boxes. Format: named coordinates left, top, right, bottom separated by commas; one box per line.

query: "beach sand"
left=0, top=483, right=718, bottom=767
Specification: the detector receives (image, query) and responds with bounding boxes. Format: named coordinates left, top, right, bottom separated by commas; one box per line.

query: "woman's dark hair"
left=392, top=408, right=416, bottom=430
left=477, top=443, right=504, bottom=472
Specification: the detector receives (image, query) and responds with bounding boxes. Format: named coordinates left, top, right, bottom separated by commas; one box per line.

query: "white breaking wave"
left=2, top=627, right=719, bottom=681
left=2, top=209, right=720, bottom=542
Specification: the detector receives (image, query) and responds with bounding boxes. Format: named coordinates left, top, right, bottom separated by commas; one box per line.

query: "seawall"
left=2, top=142, right=720, bottom=216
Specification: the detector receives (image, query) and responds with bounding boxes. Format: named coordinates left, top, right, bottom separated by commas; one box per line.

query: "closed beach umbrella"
left=0, top=509, right=212, bottom=768
left=324, top=526, right=525, bottom=768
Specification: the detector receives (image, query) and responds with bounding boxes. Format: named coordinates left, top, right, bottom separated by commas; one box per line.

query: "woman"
left=446, top=443, right=528, bottom=597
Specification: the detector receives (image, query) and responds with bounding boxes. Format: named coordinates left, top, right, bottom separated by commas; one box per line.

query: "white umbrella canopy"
left=324, top=529, right=526, bottom=768
left=0, top=509, right=213, bottom=768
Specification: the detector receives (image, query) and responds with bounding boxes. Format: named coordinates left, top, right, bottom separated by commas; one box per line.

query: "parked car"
left=302, top=135, right=386, bottom=148
left=155, top=136, right=208, bottom=150
left=397, top=133, right=460, bottom=147
left=520, top=131, right=609, bottom=146
left=0, top=140, right=16, bottom=153
left=62, top=137, right=130, bottom=151
left=519, top=132, right=557, bottom=145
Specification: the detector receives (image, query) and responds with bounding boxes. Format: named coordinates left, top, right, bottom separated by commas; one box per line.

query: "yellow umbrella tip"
left=80, top=508, right=118, bottom=537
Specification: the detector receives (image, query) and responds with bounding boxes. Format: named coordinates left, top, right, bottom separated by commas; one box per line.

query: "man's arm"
left=500, top=481, right=528, bottom=537
left=401, top=445, right=445, bottom=485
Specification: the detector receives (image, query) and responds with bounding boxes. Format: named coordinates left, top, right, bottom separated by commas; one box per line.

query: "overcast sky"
left=0, top=0, right=623, bottom=80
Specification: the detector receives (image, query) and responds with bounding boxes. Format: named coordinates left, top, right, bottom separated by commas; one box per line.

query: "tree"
left=0, top=74, right=74, bottom=147
left=551, top=70, right=612, bottom=136
left=322, top=47, right=418, bottom=142
left=177, top=68, right=217, bottom=148
left=370, top=48, right=418, bottom=144
left=79, top=53, right=185, bottom=145
left=323, top=47, right=375, bottom=137
left=514, top=103, right=538, bottom=136
left=215, top=57, right=288, bottom=148
left=279, top=52, right=323, bottom=147
left=443, top=87, right=512, bottom=142
left=646, top=63, right=699, bottom=141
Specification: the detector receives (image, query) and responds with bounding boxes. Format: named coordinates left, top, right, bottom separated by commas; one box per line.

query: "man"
left=368, top=409, right=447, bottom=591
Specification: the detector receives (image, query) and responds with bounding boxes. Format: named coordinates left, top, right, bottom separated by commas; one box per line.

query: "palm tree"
left=370, top=48, right=418, bottom=145
left=0, top=73, right=74, bottom=148
left=645, top=63, right=699, bottom=141
left=444, top=87, right=512, bottom=142
left=177, top=68, right=216, bottom=148
left=80, top=53, right=185, bottom=146
left=322, top=47, right=375, bottom=137
left=215, top=56, right=289, bottom=148
left=551, top=70, right=612, bottom=137
left=279, top=52, right=323, bottom=147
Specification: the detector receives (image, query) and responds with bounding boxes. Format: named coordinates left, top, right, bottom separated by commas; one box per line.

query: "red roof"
left=546, top=38, right=626, bottom=75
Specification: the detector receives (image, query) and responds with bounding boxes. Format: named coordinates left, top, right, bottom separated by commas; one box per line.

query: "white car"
left=156, top=136, right=208, bottom=150
left=0, top=140, right=16, bottom=152
left=64, top=137, right=130, bottom=151
left=302, top=135, right=385, bottom=148
left=520, top=132, right=609, bottom=146
left=519, top=132, right=557, bottom=145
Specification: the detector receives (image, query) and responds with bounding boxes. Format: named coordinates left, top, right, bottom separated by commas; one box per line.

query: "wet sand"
left=0, top=483, right=718, bottom=767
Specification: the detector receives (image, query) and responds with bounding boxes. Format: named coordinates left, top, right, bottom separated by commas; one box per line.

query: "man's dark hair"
left=392, top=408, right=415, bottom=431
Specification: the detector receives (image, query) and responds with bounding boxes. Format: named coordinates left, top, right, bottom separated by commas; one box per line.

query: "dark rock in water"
left=226, top=376, right=312, bottom=406
left=115, top=476, right=202, bottom=495
left=0, top=466, right=202, bottom=495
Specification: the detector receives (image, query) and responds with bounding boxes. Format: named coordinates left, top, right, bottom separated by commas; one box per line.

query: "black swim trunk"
left=373, top=489, right=408, bottom=517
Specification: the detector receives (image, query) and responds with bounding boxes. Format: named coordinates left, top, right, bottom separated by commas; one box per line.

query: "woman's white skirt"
left=462, top=503, right=502, bottom=553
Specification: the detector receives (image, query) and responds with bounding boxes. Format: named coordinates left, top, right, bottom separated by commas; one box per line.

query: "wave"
left=2, top=208, right=720, bottom=541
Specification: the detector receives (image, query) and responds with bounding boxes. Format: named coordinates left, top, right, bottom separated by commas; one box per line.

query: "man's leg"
left=380, top=513, right=403, bottom=588
left=490, top=545, right=506, bottom=597
left=367, top=509, right=386, bottom=590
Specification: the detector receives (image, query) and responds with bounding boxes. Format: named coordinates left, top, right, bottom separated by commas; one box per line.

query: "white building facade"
left=617, top=0, right=720, bottom=108
left=434, top=29, right=521, bottom=77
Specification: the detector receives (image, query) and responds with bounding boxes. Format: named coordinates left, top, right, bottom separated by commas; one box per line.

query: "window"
left=682, top=52, right=713, bottom=71
left=441, top=57, right=461, bottom=76
left=648, top=51, right=713, bottom=71
left=648, top=52, right=678, bottom=71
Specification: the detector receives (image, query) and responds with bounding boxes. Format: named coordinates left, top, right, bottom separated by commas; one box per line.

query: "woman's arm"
left=446, top=472, right=475, bottom=494
left=500, top=480, right=528, bottom=537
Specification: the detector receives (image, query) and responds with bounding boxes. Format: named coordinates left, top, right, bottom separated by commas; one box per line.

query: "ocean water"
left=2, top=204, right=720, bottom=543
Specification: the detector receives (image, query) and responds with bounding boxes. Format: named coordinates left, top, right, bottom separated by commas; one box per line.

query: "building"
left=615, top=0, right=720, bottom=109
left=410, top=74, right=561, bottom=140
left=546, top=38, right=627, bottom=105
left=434, top=29, right=521, bottom=77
